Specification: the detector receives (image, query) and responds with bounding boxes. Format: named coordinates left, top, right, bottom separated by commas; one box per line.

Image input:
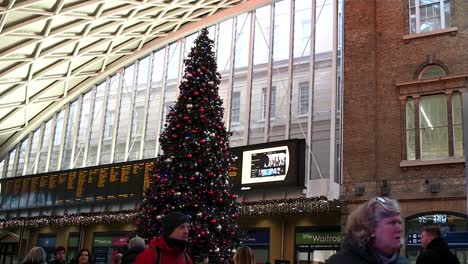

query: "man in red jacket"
left=135, top=212, right=193, bottom=264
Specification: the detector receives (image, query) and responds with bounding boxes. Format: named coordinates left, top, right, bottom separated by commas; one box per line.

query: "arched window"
left=419, top=65, right=446, bottom=79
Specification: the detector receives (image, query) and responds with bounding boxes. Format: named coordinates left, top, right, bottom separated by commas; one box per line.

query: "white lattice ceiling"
left=0, top=0, right=270, bottom=155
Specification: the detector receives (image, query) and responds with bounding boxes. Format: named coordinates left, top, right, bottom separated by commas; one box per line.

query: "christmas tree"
left=137, top=28, right=240, bottom=262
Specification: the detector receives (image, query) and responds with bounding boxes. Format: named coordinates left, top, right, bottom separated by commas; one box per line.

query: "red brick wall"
left=343, top=0, right=468, bottom=215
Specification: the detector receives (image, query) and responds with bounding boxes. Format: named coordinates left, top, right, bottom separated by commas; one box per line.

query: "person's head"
left=128, top=236, right=145, bottom=250
left=55, top=246, right=66, bottom=261
left=233, top=246, right=255, bottom=264
left=421, top=226, right=442, bottom=249
left=162, top=211, right=190, bottom=241
left=345, top=197, right=402, bottom=254
left=77, top=248, right=90, bottom=264
left=23, top=247, right=46, bottom=264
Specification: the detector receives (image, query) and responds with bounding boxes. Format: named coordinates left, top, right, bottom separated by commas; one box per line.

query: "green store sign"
left=296, top=232, right=342, bottom=245
left=93, top=236, right=112, bottom=247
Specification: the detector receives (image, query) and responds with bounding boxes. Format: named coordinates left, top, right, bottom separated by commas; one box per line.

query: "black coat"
left=416, top=237, right=460, bottom=264
left=122, top=247, right=145, bottom=264
left=326, top=238, right=409, bottom=264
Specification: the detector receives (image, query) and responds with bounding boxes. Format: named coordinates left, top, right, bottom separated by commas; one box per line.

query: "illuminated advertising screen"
left=230, top=139, right=305, bottom=190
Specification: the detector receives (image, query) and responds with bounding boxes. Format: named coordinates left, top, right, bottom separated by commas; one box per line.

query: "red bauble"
left=171, top=134, right=178, bottom=139
left=178, top=175, right=184, bottom=180
left=203, top=97, right=208, bottom=102
left=231, top=194, right=237, bottom=199
left=183, top=116, right=189, bottom=121
left=218, top=198, right=223, bottom=204
left=191, top=129, right=197, bottom=133
left=189, top=176, right=195, bottom=182
left=208, top=190, right=214, bottom=196
left=201, top=231, right=206, bottom=236
left=217, top=125, right=222, bottom=130
left=201, top=66, right=207, bottom=71
left=170, top=189, right=175, bottom=194
left=208, top=172, right=214, bottom=178
left=176, top=124, right=181, bottom=129
left=210, top=219, right=217, bottom=224
left=199, top=107, right=205, bottom=113
left=200, top=139, right=206, bottom=144
left=186, top=153, right=193, bottom=159
left=194, top=91, right=199, bottom=96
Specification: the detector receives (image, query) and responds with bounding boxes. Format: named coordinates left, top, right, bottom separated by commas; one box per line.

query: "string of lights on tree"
left=0, top=197, right=332, bottom=230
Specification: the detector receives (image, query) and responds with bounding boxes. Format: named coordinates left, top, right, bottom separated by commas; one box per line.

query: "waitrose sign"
left=296, top=232, right=342, bottom=245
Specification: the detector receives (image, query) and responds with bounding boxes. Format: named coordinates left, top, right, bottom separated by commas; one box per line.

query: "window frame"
left=397, top=73, right=468, bottom=166
left=409, top=0, right=450, bottom=34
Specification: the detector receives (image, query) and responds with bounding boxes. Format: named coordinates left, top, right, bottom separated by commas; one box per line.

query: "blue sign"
left=241, top=229, right=270, bottom=245
left=407, top=232, right=468, bottom=246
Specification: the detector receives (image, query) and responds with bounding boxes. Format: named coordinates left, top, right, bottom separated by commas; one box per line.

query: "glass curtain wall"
left=0, top=0, right=343, bottom=186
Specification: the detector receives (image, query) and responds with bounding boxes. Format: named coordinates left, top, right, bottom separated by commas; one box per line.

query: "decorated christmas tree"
left=136, top=28, right=240, bottom=262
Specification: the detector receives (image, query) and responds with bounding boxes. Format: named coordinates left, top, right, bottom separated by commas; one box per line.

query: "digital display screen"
left=242, top=146, right=289, bottom=184
left=0, top=159, right=156, bottom=211
left=230, top=139, right=305, bottom=190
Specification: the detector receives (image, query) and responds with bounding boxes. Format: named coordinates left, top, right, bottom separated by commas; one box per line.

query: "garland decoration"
left=0, top=197, right=331, bottom=230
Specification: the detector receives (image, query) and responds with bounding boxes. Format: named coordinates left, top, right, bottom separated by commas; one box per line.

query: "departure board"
left=0, top=158, right=157, bottom=211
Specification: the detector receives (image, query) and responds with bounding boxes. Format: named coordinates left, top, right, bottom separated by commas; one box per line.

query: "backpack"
left=153, top=247, right=189, bottom=264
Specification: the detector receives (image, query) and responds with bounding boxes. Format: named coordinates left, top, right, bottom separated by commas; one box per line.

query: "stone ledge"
left=400, top=158, right=465, bottom=167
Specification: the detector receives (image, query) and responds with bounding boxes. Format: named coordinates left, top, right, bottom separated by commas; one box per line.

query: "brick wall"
left=343, top=0, right=468, bottom=217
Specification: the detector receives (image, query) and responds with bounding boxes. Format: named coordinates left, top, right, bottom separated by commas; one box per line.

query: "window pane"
left=406, top=98, right=416, bottom=160
left=87, top=83, right=106, bottom=166
left=16, top=138, right=29, bottom=176
left=101, top=75, right=119, bottom=164
left=420, top=94, right=448, bottom=159
left=49, top=110, right=64, bottom=172
left=37, top=119, right=53, bottom=173
left=294, top=0, right=312, bottom=58
left=27, top=129, right=41, bottom=174
left=444, top=0, right=451, bottom=28
left=231, top=13, right=251, bottom=147
left=419, top=65, right=446, bottom=79
left=231, top=92, right=241, bottom=124
left=299, top=82, right=309, bottom=115
left=270, top=0, right=291, bottom=142
left=419, top=0, right=442, bottom=32
left=217, top=19, right=233, bottom=123
left=144, top=49, right=165, bottom=159
left=0, top=159, right=4, bottom=179
left=291, top=0, right=312, bottom=140
left=310, top=0, right=334, bottom=179
left=74, top=92, right=92, bottom=168
left=115, top=66, right=135, bottom=162
left=452, top=93, right=463, bottom=157
left=129, top=57, right=151, bottom=161
left=62, top=102, right=78, bottom=170
left=249, top=6, right=271, bottom=144
left=6, top=149, right=16, bottom=178
left=410, top=6, right=417, bottom=33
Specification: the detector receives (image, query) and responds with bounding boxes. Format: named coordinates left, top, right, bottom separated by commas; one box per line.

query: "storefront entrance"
left=296, top=245, right=338, bottom=264
left=406, top=212, right=468, bottom=264
left=295, top=227, right=341, bottom=264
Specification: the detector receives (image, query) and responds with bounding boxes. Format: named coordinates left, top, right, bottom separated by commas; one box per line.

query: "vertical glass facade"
left=0, top=0, right=343, bottom=186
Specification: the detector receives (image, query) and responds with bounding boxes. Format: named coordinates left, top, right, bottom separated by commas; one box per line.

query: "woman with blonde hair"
left=22, top=247, right=47, bottom=264
left=327, top=197, right=408, bottom=264
left=233, top=246, right=255, bottom=264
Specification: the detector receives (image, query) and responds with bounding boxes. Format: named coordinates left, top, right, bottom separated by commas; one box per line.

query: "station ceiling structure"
left=0, top=0, right=270, bottom=156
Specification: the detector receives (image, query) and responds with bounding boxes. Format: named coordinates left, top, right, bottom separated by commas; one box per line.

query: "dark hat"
left=162, top=212, right=189, bottom=238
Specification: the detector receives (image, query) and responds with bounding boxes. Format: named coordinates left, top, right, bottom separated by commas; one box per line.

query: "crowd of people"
left=20, top=198, right=461, bottom=264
